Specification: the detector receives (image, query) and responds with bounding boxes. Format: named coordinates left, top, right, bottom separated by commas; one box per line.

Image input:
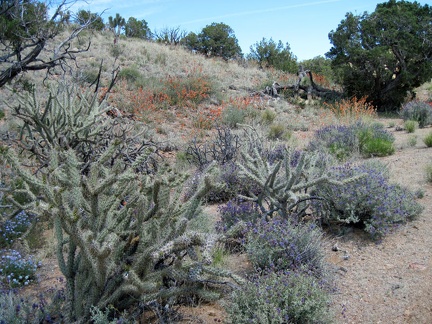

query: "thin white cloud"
left=180, top=0, right=344, bottom=25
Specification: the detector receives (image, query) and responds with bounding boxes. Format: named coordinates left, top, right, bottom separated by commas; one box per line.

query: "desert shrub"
left=308, top=122, right=395, bottom=160
left=400, top=100, right=432, bottom=128
left=245, top=217, right=326, bottom=277
left=186, top=125, right=241, bottom=168
left=117, top=66, right=142, bottom=83
left=77, top=69, right=100, bottom=85
left=0, top=287, right=66, bottom=323
left=0, top=211, right=32, bottom=248
left=268, top=123, right=288, bottom=140
left=185, top=162, right=257, bottom=203
left=308, top=124, right=358, bottom=161
left=221, top=106, right=246, bottom=128
left=407, top=135, right=418, bottom=147
left=90, top=305, right=131, bottom=324
left=425, top=164, right=432, bottom=183
left=404, top=120, right=418, bottom=133
left=164, top=73, right=212, bottom=107
left=261, top=109, right=276, bottom=124
left=217, top=199, right=261, bottom=232
left=227, top=270, right=332, bottom=324
left=323, top=96, right=377, bottom=123
left=357, top=122, right=395, bottom=157
left=314, top=161, right=423, bottom=238
left=423, top=131, right=432, bottom=147
left=0, top=249, right=39, bottom=288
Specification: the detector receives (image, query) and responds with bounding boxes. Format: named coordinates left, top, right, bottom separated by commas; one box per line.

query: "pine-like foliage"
left=2, top=83, right=242, bottom=322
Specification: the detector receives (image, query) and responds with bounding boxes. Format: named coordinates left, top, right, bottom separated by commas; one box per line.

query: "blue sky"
left=71, top=0, right=425, bottom=61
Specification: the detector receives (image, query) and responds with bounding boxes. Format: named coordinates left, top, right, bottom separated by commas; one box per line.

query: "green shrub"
left=360, top=137, right=395, bottom=157
left=423, top=131, right=432, bottom=147
left=0, top=110, right=5, bottom=120
left=261, top=109, right=276, bottom=124
left=404, top=120, right=418, bottom=133
left=268, top=123, right=290, bottom=140
left=407, top=135, right=418, bottom=147
left=400, top=100, right=432, bottom=128
left=117, top=66, right=142, bottom=83
left=222, top=106, right=246, bottom=128
left=425, top=164, right=432, bottom=183
left=309, top=122, right=395, bottom=160
left=79, top=69, right=100, bottom=84
left=357, top=123, right=395, bottom=157
left=227, top=271, right=332, bottom=324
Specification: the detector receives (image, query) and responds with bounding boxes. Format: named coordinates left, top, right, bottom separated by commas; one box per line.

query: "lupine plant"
left=308, top=121, right=395, bottom=160
left=227, top=270, right=332, bottom=324
left=0, top=249, right=39, bottom=288
left=313, top=161, right=423, bottom=237
left=0, top=285, right=66, bottom=323
left=0, top=211, right=32, bottom=247
left=216, top=199, right=261, bottom=232
left=245, top=217, right=326, bottom=277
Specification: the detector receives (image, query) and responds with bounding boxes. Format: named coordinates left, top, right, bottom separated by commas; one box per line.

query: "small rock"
left=408, top=263, right=427, bottom=271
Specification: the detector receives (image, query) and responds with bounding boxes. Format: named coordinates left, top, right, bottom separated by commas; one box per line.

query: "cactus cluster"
left=235, top=128, right=362, bottom=220
left=2, top=83, right=242, bottom=322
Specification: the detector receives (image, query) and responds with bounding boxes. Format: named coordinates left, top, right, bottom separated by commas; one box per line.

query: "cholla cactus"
left=2, top=83, right=242, bottom=322
left=235, top=127, right=362, bottom=220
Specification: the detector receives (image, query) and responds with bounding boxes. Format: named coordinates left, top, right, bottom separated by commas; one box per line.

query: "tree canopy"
left=327, top=0, right=432, bottom=111
left=184, top=22, right=242, bottom=60
left=248, top=38, right=297, bottom=73
left=0, top=0, right=94, bottom=87
left=108, top=13, right=125, bottom=43
left=75, top=10, right=104, bottom=31
left=125, top=17, right=151, bottom=39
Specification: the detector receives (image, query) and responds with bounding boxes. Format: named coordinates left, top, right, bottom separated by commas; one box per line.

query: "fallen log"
left=262, top=67, right=342, bottom=101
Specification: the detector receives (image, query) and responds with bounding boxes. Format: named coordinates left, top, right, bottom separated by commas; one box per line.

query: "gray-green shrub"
left=425, top=163, right=432, bottom=183
left=404, top=120, right=418, bottom=133
left=308, top=122, right=395, bottom=160
left=245, top=217, right=326, bottom=277
left=400, top=100, right=432, bottom=128
left=313, top=161, right=423, bottom=238
left=222, top=106, right=246, bottom=128
left=423, top=131, right=432, bottom=147
left=227, top=271, right=332, bottom=324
